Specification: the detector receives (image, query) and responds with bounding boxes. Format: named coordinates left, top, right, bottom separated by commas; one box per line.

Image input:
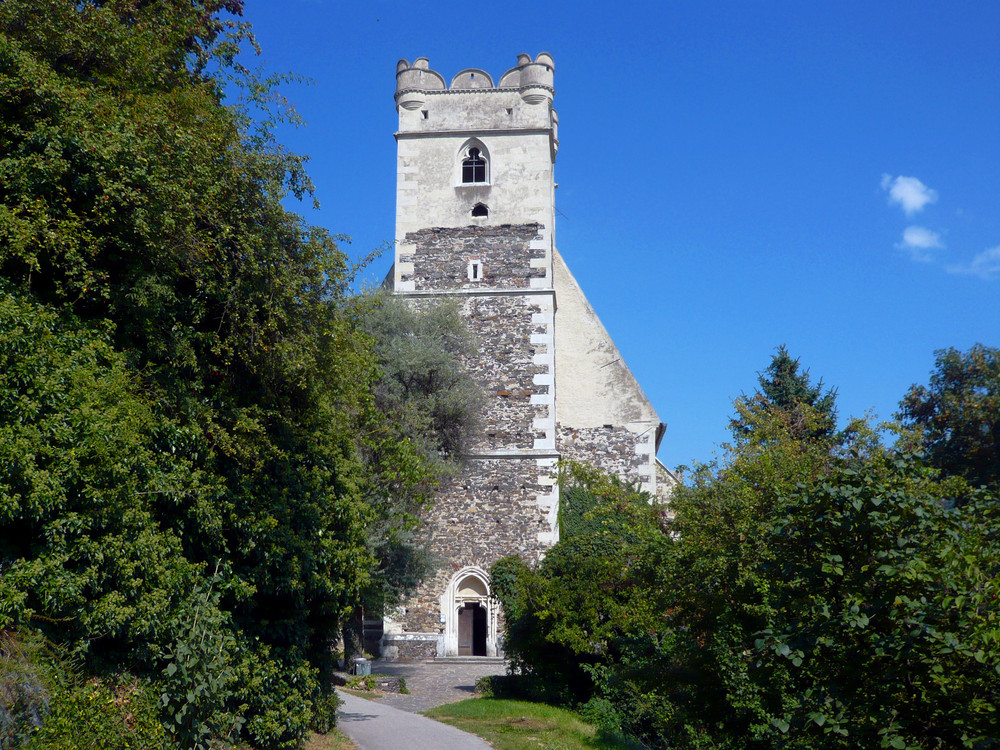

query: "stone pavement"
left=369, top=657, right=507, bottom=713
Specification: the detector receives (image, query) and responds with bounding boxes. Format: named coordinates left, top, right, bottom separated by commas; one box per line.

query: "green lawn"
left=424, top=698, right=643, bottom=750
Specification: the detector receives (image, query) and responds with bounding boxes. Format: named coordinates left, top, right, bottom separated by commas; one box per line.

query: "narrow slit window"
left=462, top=147, right=487, bottom=183
left=468, top=260, right=482, bottom=281
left=471, top=203, right=488, bottom=217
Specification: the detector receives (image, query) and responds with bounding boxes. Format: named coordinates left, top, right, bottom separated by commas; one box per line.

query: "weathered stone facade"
left=556, top=425, right=651, bottom=487
left=403, top=224, right=545, bottom=291
left=381, top=53, right=675, bottom=661
left=459, top=293, right=549, bottom=451
left=399, top=457, right=553, bottom=635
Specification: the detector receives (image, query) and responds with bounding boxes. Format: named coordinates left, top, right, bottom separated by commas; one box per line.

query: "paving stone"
left=369, top=659, right=507, bottom=713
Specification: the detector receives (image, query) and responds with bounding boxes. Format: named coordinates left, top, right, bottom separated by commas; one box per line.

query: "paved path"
left=373, top=658, right=506, bottom=713
left=336, top=659, right=507, bottom=749
left=337, top=691, right=493, bottom=750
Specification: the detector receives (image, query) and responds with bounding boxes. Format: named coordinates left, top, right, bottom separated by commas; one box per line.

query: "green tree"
left=495, top=359, right=1000, bottom=750
left=733, top=346, right=839, bottom=445
left=1, top=3, right=399, bottom=746
left=0, top=292, right=205, bottom=662
left=898, top=344, right=1000, bottom=491
left=756, top=454, right=1000, bottom=749
left=341, top=292, right=481, bottom=660
left=492, top=463, right=675, bottom=729
left=360, top=292, right=481, bottom=466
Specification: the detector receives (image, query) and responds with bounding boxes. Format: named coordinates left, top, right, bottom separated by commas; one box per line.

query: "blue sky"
left=237, top=1, right=1000, bottom=470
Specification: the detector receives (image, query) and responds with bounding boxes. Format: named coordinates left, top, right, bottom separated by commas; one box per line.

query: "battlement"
left=395, top=53, right=555, bottom=111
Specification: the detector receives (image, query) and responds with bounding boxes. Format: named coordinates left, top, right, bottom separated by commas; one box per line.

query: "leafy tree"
left=0, top=2, right=411, bottom=746
left=898, top=344, right=1000, bottom=491
left=341, top=292, right=481, bottom=659
left=0, top=292, right=206, bottom=662
left=492, top=463, right=674, bottom=720
left=664, top=377, right=1000, bottom=749
left=495, top=360, right=1000, bottom=750
left=360, top=292, right=481, bottom=465
left=756, top=454, right=1000, bottom=749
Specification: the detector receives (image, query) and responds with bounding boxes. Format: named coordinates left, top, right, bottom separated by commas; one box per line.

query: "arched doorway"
left=440, top=567, right=498, bottom=656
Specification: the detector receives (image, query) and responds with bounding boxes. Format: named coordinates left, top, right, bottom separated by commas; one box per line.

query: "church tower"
left=382, top=54, right=672, bottom=660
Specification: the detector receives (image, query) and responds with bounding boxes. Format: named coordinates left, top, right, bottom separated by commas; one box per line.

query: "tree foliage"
left=492, top=463, right=674, bottom=713
left=732, top=346, right=839, bottom=445
left=898, top=343, right=1000, bottom=492
left=360, top=292, right=481, bottom=467
left=0, top=2, right=425, bottom=747
left=494, top=364, right=1000, bottom=750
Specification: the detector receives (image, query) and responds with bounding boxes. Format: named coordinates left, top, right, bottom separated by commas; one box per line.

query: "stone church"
left=380, top=53, right=676, bottom=660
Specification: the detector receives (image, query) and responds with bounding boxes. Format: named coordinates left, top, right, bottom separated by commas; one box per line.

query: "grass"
left=424, top=698, right=643, bottom=750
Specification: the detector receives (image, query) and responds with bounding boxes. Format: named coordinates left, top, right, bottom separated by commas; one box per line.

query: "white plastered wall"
left=553, top=248, right=662, bottom=492
left=394, top=90, right=557, bottom=289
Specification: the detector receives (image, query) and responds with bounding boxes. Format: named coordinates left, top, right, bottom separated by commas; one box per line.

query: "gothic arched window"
left=462, top=147, right=487, bottom=184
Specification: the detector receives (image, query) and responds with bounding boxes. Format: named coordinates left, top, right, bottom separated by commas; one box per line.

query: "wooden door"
left=458, top=605, right=473, bottom=655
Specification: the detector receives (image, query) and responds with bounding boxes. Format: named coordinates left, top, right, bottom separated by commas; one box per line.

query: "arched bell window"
left=462, top=147, right=488, bottom=184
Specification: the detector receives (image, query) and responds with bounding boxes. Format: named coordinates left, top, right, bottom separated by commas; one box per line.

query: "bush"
left=158, top=577, right=244, bottom=750
left=26, top=675, right=167, bottom=750
left=309, top=689, right=341, bottom=735
left=1, top=630, right=166, bottom=750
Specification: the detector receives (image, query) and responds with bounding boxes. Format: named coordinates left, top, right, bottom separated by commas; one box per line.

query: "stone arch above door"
left=439, top=566, right=499, bottom=657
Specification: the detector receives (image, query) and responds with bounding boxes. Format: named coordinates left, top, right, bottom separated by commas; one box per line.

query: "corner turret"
left=395, top=53, right=555, bottom=112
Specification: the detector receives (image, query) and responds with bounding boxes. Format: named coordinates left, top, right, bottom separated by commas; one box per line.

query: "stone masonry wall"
left=399, top=458, right=553, bottom=634
left=394, top=222, right=555, bottom=645
left=402, top=224, right=545, bottom=290
left=461, top=295, right=547, bottom=451
left=557, top=425, right=649, bottom=487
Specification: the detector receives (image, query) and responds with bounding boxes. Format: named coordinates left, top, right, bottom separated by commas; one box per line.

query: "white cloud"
left=947, top=246, right=1000, bottom=280
left=896, top=225, right=943, bottom=262
left=880, top=174, right=938, bottom=215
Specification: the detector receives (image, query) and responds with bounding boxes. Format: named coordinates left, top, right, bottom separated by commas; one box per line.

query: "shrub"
left=27, top=675, right=167, bottom=750
left=1, top=630, right=166, bottom=750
